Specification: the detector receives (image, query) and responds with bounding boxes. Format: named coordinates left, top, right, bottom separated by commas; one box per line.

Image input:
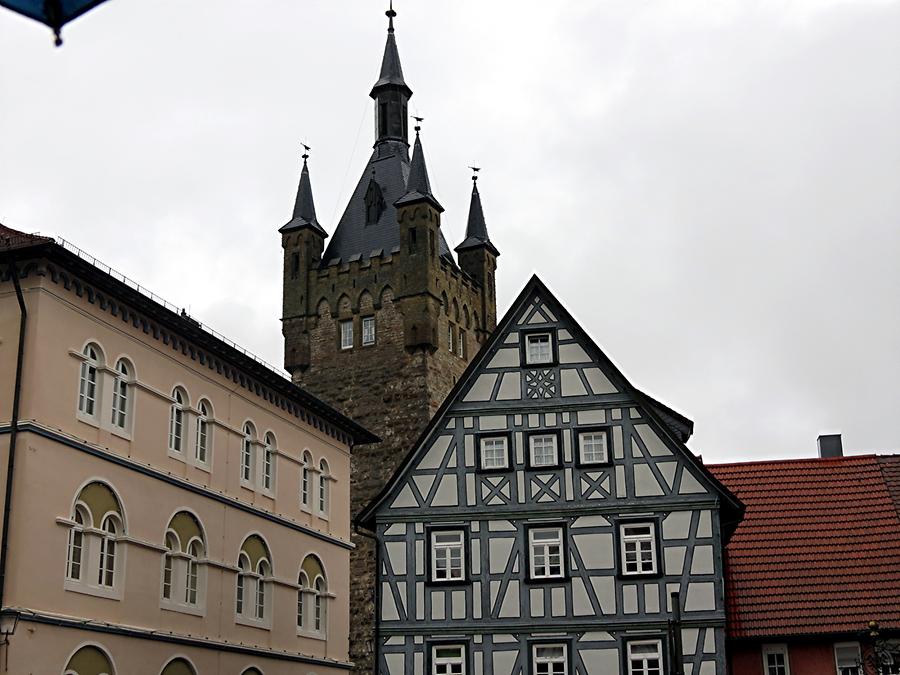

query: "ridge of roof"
left=709, top=453, right=893, bottom=469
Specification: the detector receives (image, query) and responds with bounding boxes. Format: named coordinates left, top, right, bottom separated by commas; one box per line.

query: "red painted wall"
left=729, top=641, right=839, bottom=675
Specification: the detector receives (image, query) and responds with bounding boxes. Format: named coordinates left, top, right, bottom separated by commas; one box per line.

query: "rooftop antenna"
left=469, top=166, right=481, bottom=182
left=386, top=0, right=396, bottom=32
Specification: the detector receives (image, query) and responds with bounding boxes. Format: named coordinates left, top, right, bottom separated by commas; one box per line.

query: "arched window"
left=241, top=669, right=263, bottom=675
left=160, top=657, right=197, bottom=675
left=161, top=511, right=205, bottom=611
left=300, top=450, right=313, bottom=508
left=77, top=343, right=103, bottom=417
left=298, top=554, right=328, bottom=636
left=318, top=459, right=330, bottom=516
left=110, top=358, right=132, bottom=430
left=262, top=433, right=276, bottom=492
left=66, top=482, right=125, bottom=597
left=64, top=644, right=115, bottom=675
left=296, top=571, right=308, bottom=629
left=241, top=422, right=256, bottom=483
left=236, top=535, right=272, bottom=625
left=195, top=399, right=211, bottom=464
left=168, top=388, right=187, bottom=453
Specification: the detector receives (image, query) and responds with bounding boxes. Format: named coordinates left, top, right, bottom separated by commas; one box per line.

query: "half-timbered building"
left=358, top=275, right=744, bottom=675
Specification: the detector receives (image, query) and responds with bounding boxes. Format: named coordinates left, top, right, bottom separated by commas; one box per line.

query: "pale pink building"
left=0, top=224, right=377, bottom=674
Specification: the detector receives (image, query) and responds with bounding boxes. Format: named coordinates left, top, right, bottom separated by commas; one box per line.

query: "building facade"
left=359, top=276, right=744, bottom=675
left=710, top=439, right=900, bottom=675
left=279, top=9, right=499, bottom=672
left=0, top=225, right=376, bottom=674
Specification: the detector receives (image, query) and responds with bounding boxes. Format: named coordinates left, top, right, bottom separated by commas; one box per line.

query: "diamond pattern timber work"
left=525, top=369, right=557, bottom=398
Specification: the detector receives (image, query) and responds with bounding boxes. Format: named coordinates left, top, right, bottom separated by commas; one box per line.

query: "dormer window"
left=526, top=333, right=553, bottom=365
left=364, top=179, right=385, bottom=225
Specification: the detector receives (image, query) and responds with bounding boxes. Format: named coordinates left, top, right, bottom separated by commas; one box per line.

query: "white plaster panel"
left=465, top=434, right=475, bottom=467
left=517, top=471, right=525, bottom=504
left=385, top=541, right=406, bottom=576
left=584, top=367, right=618, bottom=395
left=500, top=580, right=519, bottom=618
left=487, top=348, right=520, bottom=369
left=581, top=649, right=620, bottom=675
left=704, top=628, right=715, bottom=653
left=663, top=511, right=692, bottom=540
left=497, top=372, right=521, bottom=400
left=681, top=628, right=699, bottom=655
left=415, top=540, right=424, bottom=575
left=489, top=520, right=517, bottom=532
left=644, top=583, right=660, bottom=614
left=658, top=461, right=678, bottom=491
left=431, top=590, right=445, bottom=620
left=466, top=473, right=475, bottom=506
left=493, top=651, right=517, bottom=675
left=565, top=468, right=574, bottom=500
left=415, top=653, right=424, bottom=675
left=540, top=303, right=558, bottom=321
left=471, top=538, right=481, bottom=574
left=636, top=424, right=673, bottom=457
left=698, top=510, right=713, bottom=538
left=446, top=419, right=456, bottom=429
left=385, top=637, right=405, bottom=647
left=623, top=584, right=638, bottom=614
left=504, top=332, right=518, bottom=344
left=473, top=581, right=481, bottom=619
left=463, top=373, right=497, bottom=402
left=573, top=533, right=615, bottom=569
left=577, top=409, right=606, bottom=425
left=559, top=342, right=590, bottom=364
left=391, top=483, right=417, bottom=508
left=591, top=575, right=616, bottom=614
left=528, top=414, right=539, bottom=427
left=527, top=307, right=547, bottom=324
left=572, top=577, right=592, bottom=616
left=615, top=465, right=626, bottom=498
left=452, top=590, right=466, bottom=619
left=489, top=537, right=514, bottom=574
left=573, top=515, right=611, bottom=528
left=395, top=581, right=406, bottom=615
left=699, top=663, right=716, bottom=675
left=419, top=435, right=452, bottom=470
left=475, top=652, right=483, bottom=675
left=551, top=586, right=566, bottom=616
left=382, top=583, right=399, bottom=620
left=480, top=415, right=507, bottom=431
left=664, top=546, right=686, bottom=576
left=684, top=582, right=716, bottom=611
left=385, top=653, right=404, bottom=675
left=515, top=432, right=524, bottom=465
left=558, top=329, right=572, bottom=340
left=465, top=416, right=474, bottom=428
left=612, top=408, right=622, bottom=420
left=679, top=470, right=708, bottom=495
left=613, top=425, right=624, bottom=459
left=432, top=475, right=458, bottom=507
left=634, top=464, right=665, bottom=496
left=531, top=587, right=544, bottom=617
left=581, top=632, right=614, bottom=642
left=416, top=581, right=424, bottom=619
left=561, top=368, right=588, bottom=396
left=691, top=545, right=715, bottom=574
left=384, top=523, right=406, bottom=536
left=546, top=412, right=557, bottom=426
left=564, top=431, right=572, bottom=463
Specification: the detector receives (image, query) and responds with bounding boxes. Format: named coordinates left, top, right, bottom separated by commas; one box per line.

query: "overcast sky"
left=1, top=0, right=898, bottom=463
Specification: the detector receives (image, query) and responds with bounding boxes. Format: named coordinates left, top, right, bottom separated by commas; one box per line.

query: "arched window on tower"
left=364, top=179, right=385, bottom=225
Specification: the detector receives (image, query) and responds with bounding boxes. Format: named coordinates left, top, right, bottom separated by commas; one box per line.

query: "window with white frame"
left=66, top=505, right=88, bottom=581
left=835, top=643, right=862, bottom=675
left=236, top=554, right=249, bottom=616
left=262, top=432, right=276, bottom=492
left=97, top=513, right=120, bottom=587
left=578, top=430, right=608, bottom=465
left=255, top=559, right=270, bottom=619
left=65, top=482, right=125, bottom=599
left=362, top=316, right=376, bottom=346
left=620, top=522, right=657, bottom=575
left=297, top=570, right=308, bottom=629
left=195, top=400, right=211, bottom=464
left=529, top=434, right=559, bottom=467
left=297, top=554, right=328, bottom=637
left=318, top=459, right=330, bottom=516
left=762, top=644, right=791, bottom=675
left=110, top=358, right=131, bottom=430
left=168, top=388, right=187, bottom=453
left=430, top=530, right=465, bottom=582
left=525, top=332, right=552, bottom=364
left=241, top=422, right=255, bottom=484
left=300, top=450, right=313, bottom=508
left=479, top=436, right=509, bottom=470
left=447, top=323, right=455, bottom=353
left=160, top=511, right=206, bottom=612
left=532, top=644, right=568, bottom=675
left=457, top=328, right=465, bottom=358
left=627, top=640, right=663, bottom=675
left=528, top=526, right=564, bottom=579
left=432, top=645, right=465, bottom=675
left=235, top=535, right=272, bottom=627
left=314, top=575, right=327, bottom=632
left=162, top=532, right=177, bottom=600
left=78, top=343, right=102, bottom=417
left=340, top=319, right=353, bottom=350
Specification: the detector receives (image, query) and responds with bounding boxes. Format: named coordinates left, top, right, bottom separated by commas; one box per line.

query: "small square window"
left=340, top=320, right=353, bottom=350
left=525, top=332, right=553, bottom=365
left=529, top=433, right=559, bottom=468
left=578, top=430, right=609, bottom=465
left=762, top=644, right=791, bottom=675
left=432, top=644, right=466, bottom=675
left=430, top=530, right=466, bottom=582
left=362, top=316, right=376, bottom=346
left=528, top=526, right=565, bottom=580
left=479, top=436, right=509, bottom=471
left=627, top=640, right=663, bottom=675
left=620, top=522, right=657, bottom=576
left=532, top=644, right=568, bottom=675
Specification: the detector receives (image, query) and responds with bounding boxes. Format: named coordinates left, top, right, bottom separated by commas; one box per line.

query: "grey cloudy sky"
left=1, top=0, right=898, bottom=463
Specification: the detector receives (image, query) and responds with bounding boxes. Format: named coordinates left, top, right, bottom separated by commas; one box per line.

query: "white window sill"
left=236, top=614, right=271, bottom=631
left=65, top=579, right=122, bottom=601
left=300, top=505, right=312, bottom=514
left=167, top=448, right=186, bottom=462
left=108, top=426, right=133, bottom=442
left=297, top=629, right=327, bottom=641
left=161, top=600, right=206, bottom=618
left=192, top=460, right=212, bottom=474
left=76, top=411, right=101, bottom=428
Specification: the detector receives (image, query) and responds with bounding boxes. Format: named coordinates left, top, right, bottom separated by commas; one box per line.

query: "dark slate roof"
left=455, top=180, right=498, bottom=256
left=710, top=454, right=900, bottom=638
left=370, top=18, right=411, bottom=97
left=321, top=140, right=455, bottom=268
left=279, top=157, right=327, bottom=237
left=394, top=131, right=443, bottom=212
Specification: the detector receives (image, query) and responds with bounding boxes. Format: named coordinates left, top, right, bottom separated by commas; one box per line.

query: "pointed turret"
left=370, top=4, right=412, bottom=145
left=280, top=150, right=327, bottom=236
left=395, top=124, right=443, bottom=212
left=455, top=173, right=499, bottom=256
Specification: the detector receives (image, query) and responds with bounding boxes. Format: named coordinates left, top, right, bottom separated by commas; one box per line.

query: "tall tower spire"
left=456, top=169, right=499, bottom=256
left=395, top=121, right=443, bottom=212
left=279, top=146, right=326, bottom=236
left=370, top=2, right=412, bottom=146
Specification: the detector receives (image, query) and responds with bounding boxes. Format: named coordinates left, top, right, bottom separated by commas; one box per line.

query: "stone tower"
left=279, top=8, right=499, bottom=673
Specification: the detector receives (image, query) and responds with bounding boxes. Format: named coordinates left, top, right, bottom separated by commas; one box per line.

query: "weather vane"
left=412, top=116, right=424, bottom=133
left=301, top=143, right=311, bottom=161
left=469, top=166, right=481, bottom=181
left=386, top=0, right=396, bottom=32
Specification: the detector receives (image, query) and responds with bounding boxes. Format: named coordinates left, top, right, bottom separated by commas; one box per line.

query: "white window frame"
left=528, top=526, right=565, bottom=580
left=240, top=423, right=255, bottom=485
left=340, top=319, right=353, bottom=350
left=77, top=344, right=102, bottom=419
left=457, top=327, right=465, bottom=358
left=620, top=522, right=658, bottom=576
left=432, top=644, right=466, bottom=675
left=430, top=530, right=466, bottom=582
left=835, top=642, right=862, bottom=675
left=300, top=450, right=313, bottom=510
left=318, top=459, right=330, bottom=518
left=194, top=400, right=212, bottom=465
left=627, top=640, right=664, bottom=675
left=261, top=433, right=276, bottom=494
left=168, top=388, right=186, bottom=454
left=578, top=430, right=609, bottom=465
left=532, top=643, right=568, bottom=675
left=362, top=316, right=376, bottom=346
left=110, top=359, right=131, bottom=430
left=479, top=436, right=509, bottom=470
left=525, top=332, right=553, bottom=365
left=529, top=433, right=559, bottom=468
left=761, top=644, right=791, bottom=675
left=447, top=322, right=455, bottom=353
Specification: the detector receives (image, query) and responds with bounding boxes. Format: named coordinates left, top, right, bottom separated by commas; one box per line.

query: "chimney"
left=817, top=433, right=843, bottom=459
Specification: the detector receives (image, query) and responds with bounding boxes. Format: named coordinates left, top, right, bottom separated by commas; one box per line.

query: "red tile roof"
left=709, top=454, right=900, bottom=639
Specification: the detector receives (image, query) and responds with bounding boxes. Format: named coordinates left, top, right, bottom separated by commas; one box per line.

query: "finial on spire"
left=413, top=116, right=424, bottom=134
left=301, top=143, right=311, bottom=163
left=469, top=166, right=481, bottom=182
left=386, top=0, right=396, bottom=33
